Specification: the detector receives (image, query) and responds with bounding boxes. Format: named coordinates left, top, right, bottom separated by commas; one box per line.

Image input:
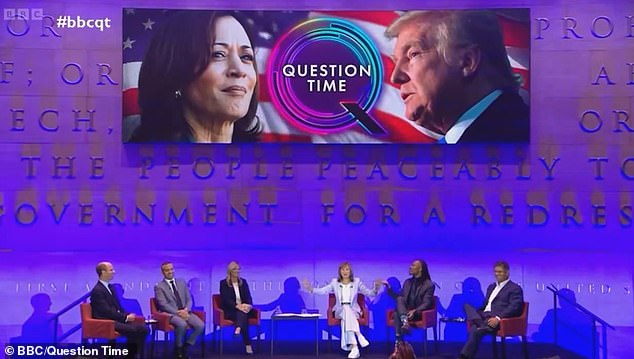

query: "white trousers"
left=339, top=304, right=360, bottom=350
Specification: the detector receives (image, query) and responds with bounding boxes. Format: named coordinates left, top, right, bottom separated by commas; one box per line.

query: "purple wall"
left=1, top=0, right=633, bottom=357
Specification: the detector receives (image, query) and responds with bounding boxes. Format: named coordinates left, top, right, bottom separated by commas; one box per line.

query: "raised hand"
left=373, top=278, right=384, bottom=291
left=301, top=278, right=313, bottom=292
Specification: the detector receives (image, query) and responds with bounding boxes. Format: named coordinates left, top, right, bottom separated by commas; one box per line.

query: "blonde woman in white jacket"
left=303, top=262, right=382, bottom=359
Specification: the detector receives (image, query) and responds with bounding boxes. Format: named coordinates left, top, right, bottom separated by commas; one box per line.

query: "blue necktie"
left=438, top=137, right=447, bottom=144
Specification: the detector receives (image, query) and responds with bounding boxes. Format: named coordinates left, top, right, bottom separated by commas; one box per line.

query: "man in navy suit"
left=458, top=261, right=524, bottom=359
left=90, top=262, right=148, bottom=358
left=386, top=10, right=529, bottom=144
left=155, top=262, right=204, bottom=359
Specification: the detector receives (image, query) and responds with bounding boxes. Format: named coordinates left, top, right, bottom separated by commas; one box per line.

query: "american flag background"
left=122, top=9, right=529, bottom=143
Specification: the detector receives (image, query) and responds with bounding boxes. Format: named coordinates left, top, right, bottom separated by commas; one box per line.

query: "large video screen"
left=122, top=9, right=529, bottom=144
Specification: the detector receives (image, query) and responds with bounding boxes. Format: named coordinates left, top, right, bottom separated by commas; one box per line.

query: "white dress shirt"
left=233, top=282, right=242, bottom=305
left=341, top=282, right=353, bottom=304
left=484, top=278, right=510, bottom=313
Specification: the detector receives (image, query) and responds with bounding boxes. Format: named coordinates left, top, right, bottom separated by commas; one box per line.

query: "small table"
left=144, top=318, right=158, bottom=358
left=270, top=313, right=321, bottom=356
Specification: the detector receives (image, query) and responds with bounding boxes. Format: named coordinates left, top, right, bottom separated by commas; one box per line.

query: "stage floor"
left=152, top=341, right=586, bottom=359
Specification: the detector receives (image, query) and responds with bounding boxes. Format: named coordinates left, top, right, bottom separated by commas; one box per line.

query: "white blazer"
left=312, top=278, right=377, bottom=318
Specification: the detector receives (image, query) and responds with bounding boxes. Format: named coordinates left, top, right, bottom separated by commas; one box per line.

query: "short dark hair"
left=160, top=261, right=173, bottom=269
left=494, top=260, right=510, bottom=271
left=133, top=10, right=262, bottom=142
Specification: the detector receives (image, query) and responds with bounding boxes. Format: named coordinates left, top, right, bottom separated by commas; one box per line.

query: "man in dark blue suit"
left=386, top=11, right=529, bottom=144
left=458, top=261, right=524, bottom=359
left=90, top=262, right=148, bottom=358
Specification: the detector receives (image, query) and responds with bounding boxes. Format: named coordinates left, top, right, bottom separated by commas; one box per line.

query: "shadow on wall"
left=532, top=288, right=598, bottom=358
left=111, top=283, right=144, bottom=317
left=368, top=276, right=401, bottom=341
left=438, top=277, right=485, bottom=342
left=13, top=293, right=63, bottom=343
left=188, top=277, right=207, bottom=312
left=253, top=277, right=321, bottom=342
left=255, top=277, right=306, bottom=314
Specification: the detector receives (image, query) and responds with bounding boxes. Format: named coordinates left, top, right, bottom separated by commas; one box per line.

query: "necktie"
left=170, top=280, right=185, bottom=310
left=438, top=137, right=447, bottom=144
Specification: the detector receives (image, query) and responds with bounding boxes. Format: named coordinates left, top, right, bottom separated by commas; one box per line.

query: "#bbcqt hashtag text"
left=55, top=15, right=112, bottom=31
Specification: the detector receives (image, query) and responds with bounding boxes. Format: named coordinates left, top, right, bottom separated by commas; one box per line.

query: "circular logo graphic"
left=267, top=17, right=384, bottom=135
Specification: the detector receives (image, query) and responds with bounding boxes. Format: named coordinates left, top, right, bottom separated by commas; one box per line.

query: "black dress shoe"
left=183, top=343, right=192, bottom=359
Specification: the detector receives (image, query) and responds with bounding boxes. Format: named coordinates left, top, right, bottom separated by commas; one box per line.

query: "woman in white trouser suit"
left=303, top=262, right=381, bottom=359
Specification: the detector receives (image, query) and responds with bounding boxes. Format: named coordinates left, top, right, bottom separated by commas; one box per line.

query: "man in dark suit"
left=90, top=262, right=148, bottom=358
left=386, top=10, right=529, bottom=144
left=458, top=261, right=524, bottom=359
left=385, top=259, right=435, bottom=341
left=155, top=262, right=204, bottom=359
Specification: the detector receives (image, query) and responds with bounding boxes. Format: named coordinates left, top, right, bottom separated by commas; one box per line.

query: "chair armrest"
left=361, top=303, right=369, bottom=320
left=499, top=316, right=527, bottom=336
left=386, top=309, right=395, bottom=326
left=420, top=308, right=437, bottom=328
left=152, top=312, right=172, bottom=331
left=83, top=318, right=117, bottom=339
left=249, top=307, right=261, bottom=325
left=326, top=303, right=336, bottom=323
left=212, top=307, right=225, bottom=326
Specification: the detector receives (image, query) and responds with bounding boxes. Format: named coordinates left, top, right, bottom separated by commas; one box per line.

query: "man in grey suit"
left=155, top=262, right=205, bottom=359
left=385, top=259, right=435, bottom=341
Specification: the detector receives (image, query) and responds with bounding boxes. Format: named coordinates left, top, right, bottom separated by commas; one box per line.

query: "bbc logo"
left=3, top=8, right=44, bottom=20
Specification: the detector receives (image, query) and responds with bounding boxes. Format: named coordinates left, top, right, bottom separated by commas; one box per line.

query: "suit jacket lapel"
left=352, top=281, right=358, bottom=299
left=100, top=281, right=115, bottom=304
left=102, top=282, right=122, bottom=312
left=488, top=281, right=510, bottom=305
left=483, top=284, right=494, bottom=308
left=415, top=280, right=423, bottom=298
left=176, top=280, right=188, bottom=306
left=494, top=281, right=511, bottom=303
left=112, top=291, right=122, bottom=311
left=403, top=279, right=411, bottom=298
left=233, top=281, right=242, bottom=303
